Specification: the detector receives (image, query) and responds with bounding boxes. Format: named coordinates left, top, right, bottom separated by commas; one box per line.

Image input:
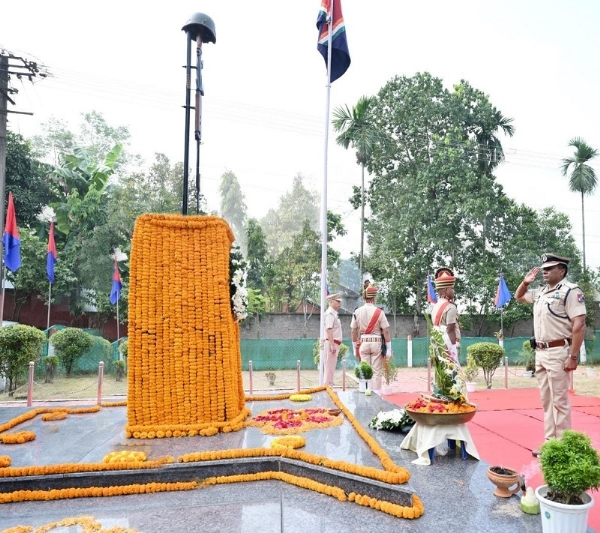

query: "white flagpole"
left=318, top=2, right=334, bottom=386
left=0, top=264, right=5, bottom=325
left=46, top=282, right=51, bottom=330
left=116, top=299, right=120, bottom=341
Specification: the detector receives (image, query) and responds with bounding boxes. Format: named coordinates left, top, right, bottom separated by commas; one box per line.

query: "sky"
left=2, top=0, right=600, bottom=270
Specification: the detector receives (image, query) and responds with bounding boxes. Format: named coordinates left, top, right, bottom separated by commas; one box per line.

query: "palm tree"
left=561, top=137, right=598, bottom=269
left=475, top=109, right=515, bottom=174
left=332, top=96, right=379, bottom=286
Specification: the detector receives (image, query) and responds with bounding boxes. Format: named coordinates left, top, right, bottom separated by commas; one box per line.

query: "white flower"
left=230, top=244, right=249, bottom=322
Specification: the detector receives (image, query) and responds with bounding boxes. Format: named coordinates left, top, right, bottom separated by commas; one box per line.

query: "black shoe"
left=532, top=448, right=541, bottom=458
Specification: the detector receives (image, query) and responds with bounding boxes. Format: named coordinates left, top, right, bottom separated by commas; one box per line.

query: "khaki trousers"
left=535, top=346, right=571, bottom=441
left=323, top=341, right=340, bottom=387
left=360, top=341, right=384, bottom=390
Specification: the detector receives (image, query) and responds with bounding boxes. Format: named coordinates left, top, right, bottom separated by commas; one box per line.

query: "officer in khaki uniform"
left=515, top=253, right=586, bottom=456
left=350, top=285, right=391, bottom=391
left=323, top=293, right=343, bottom=387
left=430, top=268, right=459, bottom=362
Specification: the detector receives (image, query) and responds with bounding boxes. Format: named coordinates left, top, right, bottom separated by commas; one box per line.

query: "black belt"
left=536, top=338, right=571, bottom=349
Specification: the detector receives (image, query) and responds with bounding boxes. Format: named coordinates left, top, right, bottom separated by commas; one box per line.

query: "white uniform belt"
left=361, top=335, right=381, bottom=342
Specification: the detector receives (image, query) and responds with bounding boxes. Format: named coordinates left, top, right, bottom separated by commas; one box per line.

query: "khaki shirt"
left=431, top=298, right=458, bottom=327
left=324, top=306, right=342, bottom=342
left=523, top=281, right=586, bottom=342
left=350, top=303, right=390, bottom=335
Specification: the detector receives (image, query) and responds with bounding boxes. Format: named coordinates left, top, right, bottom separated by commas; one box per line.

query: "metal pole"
left=182, top=33, right=193, bottom=215
left=427, top=357, right=432, bottom=393
left=97, top=361, right=104, bottom=405
left=46, top=283, right=51, bottom=330
left=116, top=299, right=120, bottom=341
left=504, top=356, right=509, bottom=389
left=194, top=34, right=203, bottom=214
left=296, top=360, right=301, bottom=392
left=27, top=361, right=34, bottom=406
left=407, top=335, right=413, bottom=367
left=0, top=56, right=7, bottom=326
left=248, top=360, right=253, bottom=395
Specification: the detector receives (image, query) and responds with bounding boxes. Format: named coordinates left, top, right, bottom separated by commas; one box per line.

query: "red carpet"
left=385, top=388, right=600, bottom=532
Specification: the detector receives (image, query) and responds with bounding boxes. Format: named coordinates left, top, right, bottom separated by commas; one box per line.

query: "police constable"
left=515, top=253, right=586, bottom=457
left=323, top=293, right=343, bottom=387
left=351, top=285, right=391, bottom=391
left=431, top=268, right=460, bottom=361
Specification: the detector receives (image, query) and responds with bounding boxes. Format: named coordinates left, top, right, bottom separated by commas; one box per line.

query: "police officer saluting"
left=515, top=253, right=586, bottom=457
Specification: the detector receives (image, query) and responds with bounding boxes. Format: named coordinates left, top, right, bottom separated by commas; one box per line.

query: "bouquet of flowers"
left=369, top=408, right=415, bottom=432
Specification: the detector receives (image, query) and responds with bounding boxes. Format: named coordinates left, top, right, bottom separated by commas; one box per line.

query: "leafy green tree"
left=0, top=325, right=46, bottom=392
left=260, top=174, right=319, bottom=256
left=246, top=218, right=271, bottom=292
left=561, top=137, right=598, bottom=269
left=50, top=328, right=95, bottom=376
left=219, top=170, right=248, bottom=252
left=333, top=95, right=381, bottom=282
left=6, top=131, right=55, bottom=227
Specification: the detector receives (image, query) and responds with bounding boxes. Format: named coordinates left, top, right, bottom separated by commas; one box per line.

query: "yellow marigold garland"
left=0, top=455, right=11, bottom=467
left=0, top=481, right=198, bottom=504
left=270, top=436, right=306, bottom=449
left=101, top=401, right=128, bottom=407
left=126, top=215, right=247, bottom=436
left=0, top=431, right=36, bottom=444
left=41, top=412, right=68, bottom=421
left=103, top=451, right=147, bottom=463
left=289, top=394, right=312, bottom=402
left=245, top=386, right=328, bottom=402
left=1, top=516, right=139, bottom=533
left=0, top=458, right=170, bottom=478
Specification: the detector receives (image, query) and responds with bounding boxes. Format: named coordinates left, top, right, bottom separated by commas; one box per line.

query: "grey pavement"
left=0, top=390, right=544, bottom=533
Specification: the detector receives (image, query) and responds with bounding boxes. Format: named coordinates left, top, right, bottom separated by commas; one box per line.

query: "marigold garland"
left=0, top=431, right=36, bottom=444
left=270, top=436, right=306, bottom=449
left=289, top=394, right=312, bottom=402
left=126, top=215, right=247, bottom=436
left=103, top=451, right=147, bottom=463
left=1, top=516, right=140, bottom=533
left=0, top=455, right=11, bottom=467
left=101, top=400, right=128, bottom=407
left=0, top=481, right=198, bottom=504
left=41, top=412, right=68, bottom=421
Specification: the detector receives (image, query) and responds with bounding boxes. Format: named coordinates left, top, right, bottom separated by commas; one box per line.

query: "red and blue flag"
left=427, top=275, right=438, bottom=304
left=2, top=192, right=20, bottom=272
left=494, top=274, right=511, bottom=308
left=46, top=221, right=57, bottom=283
left=110, top=261, right=122, bottom=305
left=316, top=0, right=351, bottom=83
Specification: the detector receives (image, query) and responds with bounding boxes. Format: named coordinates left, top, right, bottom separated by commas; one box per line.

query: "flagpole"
left=0, top=264, right=5, bottom=325
left=46, top=283, right=51, bottom=331
left=116, top=299, right=120, bottom=341
left=318, top=2, right=334, bottom=386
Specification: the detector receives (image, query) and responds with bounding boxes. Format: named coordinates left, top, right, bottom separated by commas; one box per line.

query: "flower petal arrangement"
left=248, top=408, right=343, bottom=435
left=126, top=215, right=248, bottom=437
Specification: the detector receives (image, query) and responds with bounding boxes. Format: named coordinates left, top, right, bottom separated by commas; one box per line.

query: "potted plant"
left=265, top=372, right=276, bottom=386
left=463, top=354, right=479, bottom=392
left=44, top=356, right=59, bottom=384
left=113, top=360, right=126, bottom=382
left=535, top=430, right=600, bottom=532
left=354, top=361, right=373, bottom=393
left=520, top=340, right=536, bottom=377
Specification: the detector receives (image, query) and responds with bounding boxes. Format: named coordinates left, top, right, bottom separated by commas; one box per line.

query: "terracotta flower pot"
left=487, top=466, right=522, bottom=498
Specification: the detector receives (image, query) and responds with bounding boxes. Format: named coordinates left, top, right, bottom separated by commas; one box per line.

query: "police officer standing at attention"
left=351, top=284, right=391, bottom=391
left=431, top=268, right=460, bottom=362
left=515, top=253, right=586, bottom=457
left=323, top=293, right=343, bottom=387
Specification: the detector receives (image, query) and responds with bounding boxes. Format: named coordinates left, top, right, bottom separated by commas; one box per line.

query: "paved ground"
left=0, top=371, right=595, bottom=533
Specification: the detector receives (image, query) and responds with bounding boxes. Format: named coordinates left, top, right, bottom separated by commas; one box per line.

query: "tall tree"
left=561, top=137, right=598, bottom=269
left=332, top=96, right=381, bottom=284
left=246, top=218, right=271, bottom=292
left=260, top=174, right=319, bottom=256
left=219, top=170, right=248, bottom=252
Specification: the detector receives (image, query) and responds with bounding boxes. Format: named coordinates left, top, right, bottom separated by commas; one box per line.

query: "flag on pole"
left=494, top=274, right=511, bottom=308
left=316, top=0, right=351, bottom=83
left=2, top=192, right=20, bottom=272
left=427, top=275, right=438, bottom=304
left=46, top=222, right=57, bottom=283
left=110, top=261, right=122, bottom=305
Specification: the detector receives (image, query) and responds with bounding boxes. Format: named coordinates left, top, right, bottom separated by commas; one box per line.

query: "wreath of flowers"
left=289, top=394, right=312, bottom=402
left=247, top=408, right=343, bottom=435
left=270, top=436, right=306, bottom=449
left=0, top=516, right=140, bottom=533
left=230, top=242, right=249, bottom=322
left=369, top=409, right=415, bottom=431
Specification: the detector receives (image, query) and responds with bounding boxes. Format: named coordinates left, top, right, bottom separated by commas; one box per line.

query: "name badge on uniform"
left=553, top=292, right=561, bottom=299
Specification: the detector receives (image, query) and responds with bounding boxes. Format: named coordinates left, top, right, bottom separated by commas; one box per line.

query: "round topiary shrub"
left=466, top=342, right=505, bottom=389
left=50, top=328, right=95, bottom=376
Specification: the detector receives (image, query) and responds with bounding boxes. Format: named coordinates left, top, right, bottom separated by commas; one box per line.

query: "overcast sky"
left=2, top=0, right=600, bottom=269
